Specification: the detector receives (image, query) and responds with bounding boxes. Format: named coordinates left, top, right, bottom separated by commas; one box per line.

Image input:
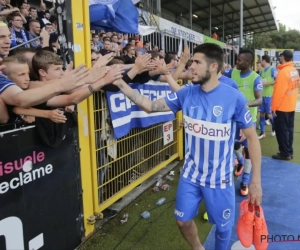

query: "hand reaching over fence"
left=60, top=62, right=90, bottom=92
left=133, top=53, right=152, bottom=74
left=85, top=66, right=109, bottom=85
left=95, top=53, right=115, bottom=67
left=180, top=45, right=191, bottom=66
left=151, top=59, right=173, bottom=76
left=85, top=53, right=115, bottom=84
left=101, top=64, right=124, bottom=84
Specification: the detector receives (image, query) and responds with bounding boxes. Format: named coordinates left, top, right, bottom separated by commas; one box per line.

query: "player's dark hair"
left=193, top=43, right=224, bottom=73
left=239, top=49, right=254, bottom=65
left=262, top=55, right=271, bottom=63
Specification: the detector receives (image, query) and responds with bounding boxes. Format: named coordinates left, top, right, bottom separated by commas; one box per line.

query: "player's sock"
left=259, top=116, right=265, bottom=134
left=234, top=147, right=244, bottom=165
left=215, top=228, right=232, bottom=250
left=242, top=159, right=252, bottom=184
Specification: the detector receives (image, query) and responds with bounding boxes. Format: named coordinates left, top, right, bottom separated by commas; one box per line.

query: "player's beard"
left=193, top=70, right=211, bottom=86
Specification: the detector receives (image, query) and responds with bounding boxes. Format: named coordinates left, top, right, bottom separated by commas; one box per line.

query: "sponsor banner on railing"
left=262, top=48, right=294, bottom=67
left=159, top=17, right=204, bottom=44
left=0, top=127, right=82, bottom=250
left=106, top=81, right=175, bottom=139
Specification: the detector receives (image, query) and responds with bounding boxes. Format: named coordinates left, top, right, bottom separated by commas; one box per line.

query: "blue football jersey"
left=164, top=83, right=252, bottom=188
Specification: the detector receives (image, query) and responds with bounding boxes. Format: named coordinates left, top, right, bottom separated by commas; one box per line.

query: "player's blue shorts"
left=259, top=97, right=272, bottom=114
left=174, top=176, right=235, bottom=232
left=235, top=122, right=256, bottom=148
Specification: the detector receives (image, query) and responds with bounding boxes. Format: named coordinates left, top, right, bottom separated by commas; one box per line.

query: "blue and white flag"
left=106, top=81, right=175, bottom=139
left=89, top=0, right=139, bottom=34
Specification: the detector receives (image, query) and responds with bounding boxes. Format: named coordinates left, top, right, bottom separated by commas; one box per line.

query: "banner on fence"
left=262, top=48, right=294, bottom=67
left=106, top=81, right=175, bottom=139
left=159, top=17, right=204, bottom=44
left=0, top=127, right=82, bottom=250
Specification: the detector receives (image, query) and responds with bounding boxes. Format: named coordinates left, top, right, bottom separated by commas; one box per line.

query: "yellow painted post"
left=82, top=0, right=100, bottom=215
left=70, top=0, right=95, bottom=237
left=176, top=111, right=184, bottom=160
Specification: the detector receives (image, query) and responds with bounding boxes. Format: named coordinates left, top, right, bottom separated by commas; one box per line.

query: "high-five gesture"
left=152, top=59, right=173, bottom=75
left=102, top=64, right=125, bottom=84
left=180, top=45, right=191, bottom=65
left=60, top=62, right=90, bottom=92
left=134, top=54, right=152, bottom=73
left=86, top=53, right=114, bottom=84
left=94, top=53, right=114, bottom=68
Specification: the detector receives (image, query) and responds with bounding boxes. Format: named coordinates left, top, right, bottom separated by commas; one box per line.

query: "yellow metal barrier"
left=91, top=91, right=183, bottom=213
left=71, top=0, right=95, bottom=236
left=72, top=0, right=184, bottom=237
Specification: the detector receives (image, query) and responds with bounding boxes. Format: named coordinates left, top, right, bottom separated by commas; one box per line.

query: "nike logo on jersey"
left=221, top=221, right=230, bottom=227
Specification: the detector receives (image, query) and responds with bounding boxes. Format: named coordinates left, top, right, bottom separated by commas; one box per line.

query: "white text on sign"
left=163, top=121, right=174, bottom=146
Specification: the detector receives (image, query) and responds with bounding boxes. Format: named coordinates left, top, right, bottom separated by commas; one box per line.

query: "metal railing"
left=90, top=90, right=183, bottom=214
left=9, top=31, right=56, bottom=51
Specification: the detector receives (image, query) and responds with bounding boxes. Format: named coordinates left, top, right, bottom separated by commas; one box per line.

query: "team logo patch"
left=244, top=110, right=252, bottom=123
left=223, top=209, right=231, bottom=219
left=243, top=83, right=248, bottom=89
left=167, top=92, right=178, bottom=101
left=213, top=106, right=223, bottom=117
left=257, top=81, right=263, bottom=90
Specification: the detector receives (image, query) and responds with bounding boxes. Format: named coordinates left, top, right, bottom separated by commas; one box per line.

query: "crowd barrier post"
left=70, top=0, right=95, bottom=237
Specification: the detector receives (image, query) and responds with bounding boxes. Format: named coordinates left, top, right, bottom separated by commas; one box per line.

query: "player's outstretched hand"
left=248, top=183, right=262, bottom=206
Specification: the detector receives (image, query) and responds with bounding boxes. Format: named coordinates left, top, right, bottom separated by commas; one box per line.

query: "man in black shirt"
left=123, top=44, right=136, bottom=64
left=25, top=7, right=44, bottom=30
left=100, top=38, right=113, bottom=56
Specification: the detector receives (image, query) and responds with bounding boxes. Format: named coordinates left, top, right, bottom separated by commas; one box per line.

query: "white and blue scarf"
left=11, top=28, right=29, bottom=48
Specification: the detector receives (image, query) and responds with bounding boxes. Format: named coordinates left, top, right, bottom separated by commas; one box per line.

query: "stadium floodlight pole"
left=239, top=0, right=244, bottom=48
left=9, top=31, right=57, bottom=51
left=157, top=0, right=161, bottom=15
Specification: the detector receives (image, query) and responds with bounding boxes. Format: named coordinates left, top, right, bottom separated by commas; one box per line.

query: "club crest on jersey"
left=257, top=81, right=263, bottom=90
left=167, top=92, right=178, bottom=101
left=223, top=209, right=230, bottom=219
left=244, top=110, right=252, bottom=123
left=213, top=106, right=223, bottom=117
